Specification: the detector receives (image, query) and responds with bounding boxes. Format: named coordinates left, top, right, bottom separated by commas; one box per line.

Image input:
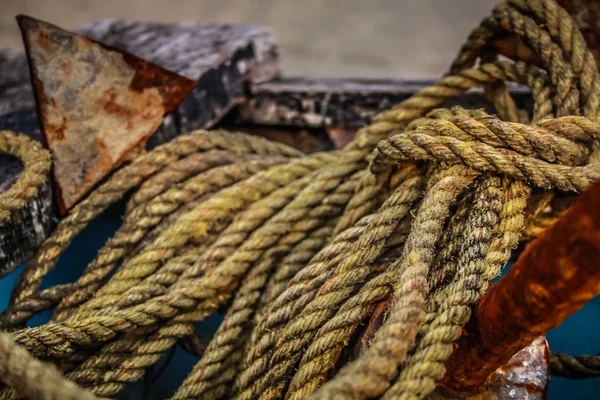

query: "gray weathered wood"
left=237, top=78, right=533, bottom=129
left=0, top=19, right=281, bottom=275
left=0, top=153, right=55, bottom=278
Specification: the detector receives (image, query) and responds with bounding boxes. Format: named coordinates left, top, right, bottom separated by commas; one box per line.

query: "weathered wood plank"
left=0, top=153, right=55, bottom=278
left=236, top=78, right=533, bottom=129
left=0, top=19, right=281, bottom=275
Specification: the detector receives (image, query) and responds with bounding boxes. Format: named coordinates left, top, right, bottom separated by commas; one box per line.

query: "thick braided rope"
left=257, top=224, right=335, bottom=319
left=448, top=2, right=584, bottom=116
left=124, top=135, right=300, bottom=212
left=86, top=154, right=368, bottom=395
left=7, top=154, right=332, bottom=359
left=66, top=172, right=319, bottom=395
left=253, top=172, right=424, bottom=400
left=0, top=157, right=287, bottom=328
left=125, top=150, right=247, bottom=212
left=75, top=153, right=336, bottom=316
left=0, top=131, right=51, bottom=221
left=74, top=154, right=333, bottom=318
left=237, top=215, right=376, bottom=398
left=240, top=112, right=564, bottom=396
left=419, top=113, right=591, bottom=165
left=170, top=172, right=365, bottom=400
left=5, top=1, right=600, bottom=395
left=384, top=178, right=529, bottom=399
left=63, top=168, right=328, bottom=384
left=0, top=284, right=70, bottom=331
left=449, top=16, right=500, bottom=73
left=375, top=61, right=551, bottom=126
left=507, top=0, right=600, bottom=116
left=0, top=332, right=100, bottom=400
left=306, top=167, right=478, bottom=400
left=493, top=3, right=580, bottom=116
left=8, top=130, right=300, bottom=306
left=50, top=156, right=288, bottom=323
left=114, top=172, right=317, bottom=309
left=424, top=191, right=473, bottom=296
left=282, top=168, right=468, bottom=399
left=57, top=157, right=337, bottom=391
left=372, top=118, right=600, bottom=192
left=550, top=352, right=600, bottom=378
left=237, top=171, right=419, bottom=400
left=330, top=59, right=544, bottom=240
left=275, top=167, right=473, bottom=400
left=73, top=155, right=365, bottom=396
left=284, top=218, right=415, bottom=399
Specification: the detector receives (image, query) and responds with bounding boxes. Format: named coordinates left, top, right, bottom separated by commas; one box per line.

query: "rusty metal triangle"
left=17, top=15, right=196, bottom=213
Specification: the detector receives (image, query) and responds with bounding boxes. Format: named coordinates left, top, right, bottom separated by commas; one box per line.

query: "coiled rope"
left=0, top=0, right=599, bottom=399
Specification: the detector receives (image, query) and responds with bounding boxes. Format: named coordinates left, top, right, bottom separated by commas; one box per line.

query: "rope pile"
left=0, top=0, right=599, bottom=398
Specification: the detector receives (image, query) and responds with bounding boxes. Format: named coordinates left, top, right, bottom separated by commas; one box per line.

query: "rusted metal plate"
left=429, top=337, right=549, bottom=400
left=18, top=15, right=196, bottom=213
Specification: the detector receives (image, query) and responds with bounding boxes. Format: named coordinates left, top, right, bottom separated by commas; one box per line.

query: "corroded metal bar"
left=442, top=181, right=600, bottom=391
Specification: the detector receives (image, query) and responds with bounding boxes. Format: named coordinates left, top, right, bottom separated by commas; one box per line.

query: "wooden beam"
left=235, top=78, right=533, bottom=130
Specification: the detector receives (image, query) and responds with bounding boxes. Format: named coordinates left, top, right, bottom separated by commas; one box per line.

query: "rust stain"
left=96, top=138, right=107, bottom=152
left=36, top=31, right=53, bottom=53
left=17, top=15, right=196, bottom=213
left=47, top=115, right=68, bottom=141
left=81, top=151, right=114, bottom=188
left=442, top=181, right=600, bottom=391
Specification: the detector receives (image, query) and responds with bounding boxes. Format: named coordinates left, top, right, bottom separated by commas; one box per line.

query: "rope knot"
left=371, top=110, right=600, bottom=192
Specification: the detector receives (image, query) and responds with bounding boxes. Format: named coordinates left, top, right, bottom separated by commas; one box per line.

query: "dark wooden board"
left=0, top=19, right=281, bottom=276
left=236, top=78, right=533, bottom=129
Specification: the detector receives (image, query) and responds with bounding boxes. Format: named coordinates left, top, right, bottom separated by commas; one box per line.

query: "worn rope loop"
left=0, top=0, right=599, bottom=398
left=0, top=131, right=51, bottom=221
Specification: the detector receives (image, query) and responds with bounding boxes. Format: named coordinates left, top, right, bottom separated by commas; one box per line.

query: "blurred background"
left=1, top=0, right=599, bottom=399
left=0, top=0, right=499, bottom=78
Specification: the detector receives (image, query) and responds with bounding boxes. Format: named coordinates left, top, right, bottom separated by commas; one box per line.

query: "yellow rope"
left=0, top=131, right=51, bottom=221
left=1, top=0, right=599, bottom=399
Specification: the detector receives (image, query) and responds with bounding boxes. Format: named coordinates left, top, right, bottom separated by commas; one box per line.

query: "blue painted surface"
left=0, top=214, right=598, bottom=399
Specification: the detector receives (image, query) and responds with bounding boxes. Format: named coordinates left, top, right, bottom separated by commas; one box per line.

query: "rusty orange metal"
left=17, top=15, right=196, bottom=213
left=442, top=180, right=600, bottom=391
left=430, top=337, right=549, bottom=399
